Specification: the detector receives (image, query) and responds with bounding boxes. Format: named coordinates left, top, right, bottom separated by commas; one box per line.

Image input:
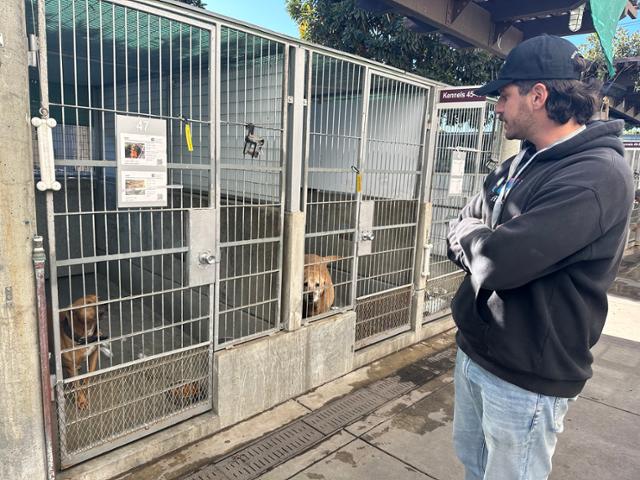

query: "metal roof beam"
left=518, top=13, right=595, bottom=38
left=611, top=98, right=640, bottom=124
left=447, top=0, right=472, bottom=23
left=490, top=1, right=586, bottom=23
left=385, top=0, right=523, bottom=57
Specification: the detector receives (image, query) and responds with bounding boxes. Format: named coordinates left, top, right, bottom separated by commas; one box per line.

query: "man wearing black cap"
left=447, top=34, right=634, bottom=479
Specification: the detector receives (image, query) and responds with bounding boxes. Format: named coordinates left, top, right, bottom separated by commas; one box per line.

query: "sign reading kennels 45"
left=439, top=87, right=487, bottom=103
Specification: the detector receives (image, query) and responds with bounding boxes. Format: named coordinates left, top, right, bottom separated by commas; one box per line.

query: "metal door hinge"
left=49, top=374, right=56, bottom=401
left=28, top=34, right=38, bottom=67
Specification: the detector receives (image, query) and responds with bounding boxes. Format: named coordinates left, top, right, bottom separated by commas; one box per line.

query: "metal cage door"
left=35, top=0, right=217, bottom=467
left=353, top=71, right=430, bottom=348
left=424, top=97, right=502, bottom=320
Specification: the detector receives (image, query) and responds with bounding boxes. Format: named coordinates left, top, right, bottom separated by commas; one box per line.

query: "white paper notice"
left=448, top=177, right=464, bottom=196
left=122, top=171, right=168, bottom=203
left=448, top=150, right=466, bottom=197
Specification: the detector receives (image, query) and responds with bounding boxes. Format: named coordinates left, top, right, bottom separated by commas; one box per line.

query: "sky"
left=205, top=0, right=640, bottom=49
left=206, top=0, right=300, bottom=38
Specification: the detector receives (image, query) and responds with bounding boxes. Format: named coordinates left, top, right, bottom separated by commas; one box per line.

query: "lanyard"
left=490, top=125, right=586, bottom=229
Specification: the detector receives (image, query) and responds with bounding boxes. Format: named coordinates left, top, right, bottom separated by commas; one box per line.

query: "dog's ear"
left=321, top=255, right=341, bottom=264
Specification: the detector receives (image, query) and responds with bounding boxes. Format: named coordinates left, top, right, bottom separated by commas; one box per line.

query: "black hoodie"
left=447, top=120, right=634, bottom=398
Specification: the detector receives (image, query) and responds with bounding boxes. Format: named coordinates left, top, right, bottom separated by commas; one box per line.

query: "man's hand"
left=447, top=217, right=487, bottom=272
left=451, top=217, right=487, bottom=240
left=446, top=191, right=487, bottom=273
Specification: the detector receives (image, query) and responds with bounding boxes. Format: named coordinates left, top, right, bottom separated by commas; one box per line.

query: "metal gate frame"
left=624, top=144, right=640, bottom=248
left=213, top=23, right=288, bottom=348
left=424, top=92, right=502, bottom=322
left=353, top=68, right=432, bottom=348
left=300, top=49, right=365, bottom=323
left=35, top=0, right=217, bottom=467
left=298, top=50, right=433, bottom=346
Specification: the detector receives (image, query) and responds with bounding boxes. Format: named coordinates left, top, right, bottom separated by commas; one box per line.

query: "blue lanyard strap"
left=489, top=125, right=587, bottom=229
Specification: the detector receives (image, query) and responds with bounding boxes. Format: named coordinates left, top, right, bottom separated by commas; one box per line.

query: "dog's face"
left=303, top=255, right=340, bottom=317
left=68, top=295, right=105, bottom=335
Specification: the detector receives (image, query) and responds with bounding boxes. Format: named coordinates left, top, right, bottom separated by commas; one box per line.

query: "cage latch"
left=360, top=231, right=375, bottom=241
left=198, top=250, right=217, bottom=265
left=31, top=109, right=61, bottom=192
left=243, top=123, right=265, bottom=158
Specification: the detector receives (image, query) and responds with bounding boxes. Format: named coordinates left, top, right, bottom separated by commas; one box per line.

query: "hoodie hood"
left=525, top=119, right=625, bottom=161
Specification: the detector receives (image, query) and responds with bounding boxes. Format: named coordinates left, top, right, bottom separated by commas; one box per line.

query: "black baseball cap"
left=475, top=35, right=583, bottom=97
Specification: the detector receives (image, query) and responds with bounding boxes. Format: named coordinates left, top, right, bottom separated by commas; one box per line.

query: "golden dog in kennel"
left=303, top=254, right=341, bottom=318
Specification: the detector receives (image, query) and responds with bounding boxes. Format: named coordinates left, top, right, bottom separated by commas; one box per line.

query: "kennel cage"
left=28, top=0, right=448, bottom=468
left=424, top=87, right=503, bottom=321
left=29, top=0, right=286, bottom=467
left=624, top=139, right=640, bottom=248
left=302, top=50, right=432, bottom=348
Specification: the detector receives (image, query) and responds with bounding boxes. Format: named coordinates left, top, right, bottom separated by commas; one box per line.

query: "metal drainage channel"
left=183, top=347, right=457, bottom=480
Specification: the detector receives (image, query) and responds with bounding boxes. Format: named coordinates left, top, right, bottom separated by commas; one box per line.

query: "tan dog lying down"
left=59, top=295, right=107, bottom=409
left=303, top=254, right=341, bottom=318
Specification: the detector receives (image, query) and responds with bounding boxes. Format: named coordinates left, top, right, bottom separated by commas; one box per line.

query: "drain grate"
left=182, top=347, right=457, bottom=480
left=214, top=421, right=325, bottom=480
left=368, top=361, right=443, bottom=401
left=302, top=388, right=388, bottom=435
left=184, top=464, right=229, bottom=480
left=422, top=348, right=457, bottom=372
left=367, top=373, right=419, bottom=401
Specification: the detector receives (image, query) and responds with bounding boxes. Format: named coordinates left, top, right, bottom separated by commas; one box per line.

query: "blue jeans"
left=453, top=348, right=575, bottom=480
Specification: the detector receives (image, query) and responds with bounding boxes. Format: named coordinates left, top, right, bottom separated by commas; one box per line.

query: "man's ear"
left=529, top=82, right=549, bottom=111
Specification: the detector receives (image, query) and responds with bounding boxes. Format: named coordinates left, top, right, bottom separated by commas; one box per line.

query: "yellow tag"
left=185, top=123, right=194, bottom=152
left=356, top=173, right=362, bottom=193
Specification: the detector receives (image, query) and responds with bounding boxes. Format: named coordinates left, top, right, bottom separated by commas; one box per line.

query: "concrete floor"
left=118, top=250, right=640, bottom=480
left=255, top=255, right=640, bottom=480
left=259, top=326, right=639, bottom=480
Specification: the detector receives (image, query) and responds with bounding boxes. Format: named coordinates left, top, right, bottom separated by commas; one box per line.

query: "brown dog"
left=168, top=382, right=205, bottom=405
left=303, top=254, right=341, bottom=318
left=59, top=294, right=106, bottom=409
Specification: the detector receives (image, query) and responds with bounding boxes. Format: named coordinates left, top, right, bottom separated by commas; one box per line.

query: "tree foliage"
left=286, top=0, right=503, bottom=86
left=579, top=28, right=640, bottom=80
left=579, top=28, right=640, bottom=133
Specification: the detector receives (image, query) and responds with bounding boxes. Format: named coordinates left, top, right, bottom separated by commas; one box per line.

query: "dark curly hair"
left=513, top=78, right=602, bottom=125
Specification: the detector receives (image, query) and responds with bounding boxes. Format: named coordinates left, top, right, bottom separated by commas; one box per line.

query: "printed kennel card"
left=116, top=115, right=168, bottom=207
left=448, top=150, right=466, bottom=197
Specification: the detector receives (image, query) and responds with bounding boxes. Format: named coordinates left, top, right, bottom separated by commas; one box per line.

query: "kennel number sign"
left=116, top=115, right=168, bottom=208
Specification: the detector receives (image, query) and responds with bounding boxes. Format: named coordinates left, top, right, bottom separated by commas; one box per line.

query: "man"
left=447, top=35, right=634, bottom=480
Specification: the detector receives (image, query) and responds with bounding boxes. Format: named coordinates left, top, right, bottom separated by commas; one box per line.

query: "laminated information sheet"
left=116, top=115, right=168, bottom=207
left=448, top=150, right=466, bottom=197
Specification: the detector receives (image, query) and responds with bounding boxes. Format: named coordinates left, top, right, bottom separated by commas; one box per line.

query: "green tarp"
left=590, top=0, right=627, bottom=77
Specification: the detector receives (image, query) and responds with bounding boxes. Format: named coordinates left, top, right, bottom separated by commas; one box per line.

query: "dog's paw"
left=76, top=390, right=89, bottom=410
